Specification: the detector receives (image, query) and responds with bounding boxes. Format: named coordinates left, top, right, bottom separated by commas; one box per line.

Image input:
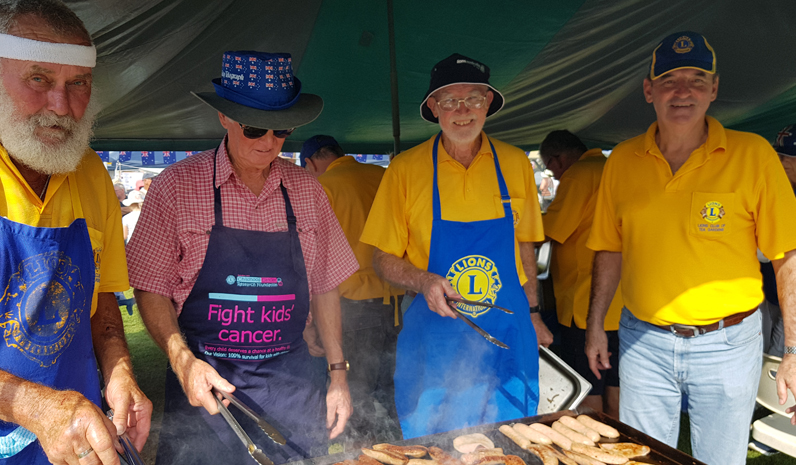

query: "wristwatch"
left=328, top=360, right=350, bottom=372
left=785, top=346, right=796, bottom=355
left=529, top=305, right=541, bottom=314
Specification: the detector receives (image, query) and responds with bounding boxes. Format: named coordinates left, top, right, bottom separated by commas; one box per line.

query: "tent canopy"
left=72, top=0, right=796, bottom=153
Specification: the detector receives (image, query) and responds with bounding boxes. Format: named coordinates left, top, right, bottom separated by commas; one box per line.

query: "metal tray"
left=537, top=346, right=591, bottom=414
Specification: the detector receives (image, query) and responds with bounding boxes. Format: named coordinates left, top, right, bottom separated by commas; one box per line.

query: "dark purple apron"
left=156, top=150, right=326, bottom=465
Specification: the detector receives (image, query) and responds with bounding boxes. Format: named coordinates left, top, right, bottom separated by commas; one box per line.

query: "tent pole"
left=387, top=0, right=400, bottom=156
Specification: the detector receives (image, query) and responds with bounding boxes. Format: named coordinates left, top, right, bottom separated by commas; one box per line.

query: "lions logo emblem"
left=673, top=36, right=694, bottom=54
left=700, top=201, right=725, bottom=224
left=0, top=252, right=86, bottom=367
left=446, top=255, right=502, bottom=317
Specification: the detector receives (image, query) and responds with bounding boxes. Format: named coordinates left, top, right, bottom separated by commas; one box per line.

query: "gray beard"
left=0, top=84, right=98, bottom=175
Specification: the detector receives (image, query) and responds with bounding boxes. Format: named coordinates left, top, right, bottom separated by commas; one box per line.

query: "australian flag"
left=163, top=151, right=176, bottom=164
left=185, top=151, right=195, bottom=157
left=117, top=151, right=131, bottom=162
left=96, top=151, right=109, bottom=162
left=355, top=154, right=367, bottom=162
left=372, top=154, right=383, bottom=161
left=141, top=151, right=154, bottom=165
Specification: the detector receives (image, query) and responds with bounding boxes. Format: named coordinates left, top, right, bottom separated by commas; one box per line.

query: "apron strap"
left=432, top=132, right=512, bottom=220
left=212, top=147, right=223, bottom=227
left=280, top=183, right=296, bottom=232
left=67, top=172, right=84, bottom=219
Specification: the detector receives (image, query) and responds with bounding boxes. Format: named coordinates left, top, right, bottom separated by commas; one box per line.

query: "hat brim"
left=419, top=82, right=504, bottom=123
left=192, top=91, right=323, bottom=129
left=777, top=151, right=796, bottom=158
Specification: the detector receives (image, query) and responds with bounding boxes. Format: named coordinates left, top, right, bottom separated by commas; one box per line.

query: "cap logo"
left=456, top=59, right=485, bottom=73
left=673, top=36, right=694, bottom=54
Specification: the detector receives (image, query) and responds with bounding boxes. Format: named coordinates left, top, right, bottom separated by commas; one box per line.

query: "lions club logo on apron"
left=700, top=201, right=725, bottom=224
left=0, top=251, right=86, bottom=367
left=446, top=255, right=502, bottom=317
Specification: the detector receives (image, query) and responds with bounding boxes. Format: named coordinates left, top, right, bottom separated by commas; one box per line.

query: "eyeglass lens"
left=437, top=96, right=487, bottom=112
left=239, top=124, right=295, bottom=139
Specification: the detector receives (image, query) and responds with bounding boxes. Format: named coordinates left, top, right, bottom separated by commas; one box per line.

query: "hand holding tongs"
left=213, top=389, right=275, bottom=465
left=445, top=297, right=511, bottom=349
left=105, top=410, right=144, bottom=465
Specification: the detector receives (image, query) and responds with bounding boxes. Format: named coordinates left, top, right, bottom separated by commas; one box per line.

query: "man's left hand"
left=531, top=313, right=553, bottom=347
left=777, top=353, right=796, bottom=424
left=104, top=369, right=153, bottom=451
left=325, top=376, right=352, bottom=439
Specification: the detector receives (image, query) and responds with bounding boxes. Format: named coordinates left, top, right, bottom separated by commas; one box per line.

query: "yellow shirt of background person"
left=0, top=146, right=129, bottom=316
left=586, top=117, right=796, bottom=326
left=543, top=148, right=623, bottom=330
left=318, top=156, right=404, bottom=301
left=361, top=132, right=544, bottom=284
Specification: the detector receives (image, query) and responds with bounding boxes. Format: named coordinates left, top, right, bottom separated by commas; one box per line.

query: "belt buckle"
left=669, top=324, right=705, bottom=338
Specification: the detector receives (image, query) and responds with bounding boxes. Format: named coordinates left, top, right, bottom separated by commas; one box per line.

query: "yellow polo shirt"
left=587, top=117, right=796, bottom=325
left=543, top=149, right=623, bottom=330
left=0, top=145, right=129, bottom=316
left=319, top=156, right=403, bottom=301
left=361, top=132, right=544, bottom=284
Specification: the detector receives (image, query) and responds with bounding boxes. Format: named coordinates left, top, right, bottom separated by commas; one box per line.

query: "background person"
left=126, top=50, right=358, bottom=464
left=585, top=31, right=796, bottom=465
left=0, top=1, right=152, bottom=464
left=121, top=189, right=144, bottom=244
left=301, top=135, right=405, bottom=445
left=539, top=130, right=623, bottom=418
left=361, top=53, right=549, bottom=439
left=114, top=182, right=131, bottom=215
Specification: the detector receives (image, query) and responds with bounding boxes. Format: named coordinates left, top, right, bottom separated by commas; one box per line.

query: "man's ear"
left=427, top=96, right=439, bottom=119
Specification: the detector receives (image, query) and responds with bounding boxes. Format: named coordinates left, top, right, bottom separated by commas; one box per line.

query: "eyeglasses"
left=435, top=95, right=487, bottom=112
left=238, top=123, right=295, bottom=139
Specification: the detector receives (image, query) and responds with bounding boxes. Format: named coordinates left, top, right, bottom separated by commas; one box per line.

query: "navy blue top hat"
left=192, top=51, right=323, bottom=129
left=650, top=31, right=716, bottom=80
left=774, top=125, right=796, bottom=157
left=419, top=53, right=505, bottom=124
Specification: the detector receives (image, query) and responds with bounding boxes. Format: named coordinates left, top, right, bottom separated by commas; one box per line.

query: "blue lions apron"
left=394, top=133, right=539, bottom=439
left=0, top=175, right=101, bottom=464
left=156, top=150, right=326, bottom=465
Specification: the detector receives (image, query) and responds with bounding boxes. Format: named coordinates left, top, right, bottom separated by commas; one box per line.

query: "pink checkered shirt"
left=126, top=140, right=358, bottom=314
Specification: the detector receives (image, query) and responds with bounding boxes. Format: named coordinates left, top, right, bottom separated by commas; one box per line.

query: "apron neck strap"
left=432, top=132, right=511, bottom=220
left=212, top=146, right=296, bottom=230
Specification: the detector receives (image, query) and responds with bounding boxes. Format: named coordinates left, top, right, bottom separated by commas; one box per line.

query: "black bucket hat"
left=420, top=53, right=505, bottom=124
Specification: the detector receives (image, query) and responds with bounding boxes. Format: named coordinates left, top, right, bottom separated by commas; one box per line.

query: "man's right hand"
left=420, top=274, right=461, bottom=318
left=30, top=389, right=121, bottom=465
left=175, top=353, right=236, bottom=415
left=585, top=327, right=611, bottom=379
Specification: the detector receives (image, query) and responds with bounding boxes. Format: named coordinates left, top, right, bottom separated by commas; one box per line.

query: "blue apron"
left=156, top=150, right=326, bottom=465
left=0, top=175, right=101, bottom=464
left=394, top=134, right=539, bottom=439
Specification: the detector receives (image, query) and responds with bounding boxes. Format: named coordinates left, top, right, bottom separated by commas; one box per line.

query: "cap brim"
left=192, top=91, right=323, bottom=129
left=777, top=151, right=796, bottom=158
left=419, top=82, right=505, bottom=123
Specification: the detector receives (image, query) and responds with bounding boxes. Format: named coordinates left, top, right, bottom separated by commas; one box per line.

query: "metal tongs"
left=446, top=297, right=511, bottom=349
left=215, top=389, right=286, bottom=445
left=105, top=410, right=144, bottom=465
left=213, top=388, right=279, bottom=465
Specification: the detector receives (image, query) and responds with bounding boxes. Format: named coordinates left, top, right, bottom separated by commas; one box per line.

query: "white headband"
left=0, top=33, right=96, bottom=67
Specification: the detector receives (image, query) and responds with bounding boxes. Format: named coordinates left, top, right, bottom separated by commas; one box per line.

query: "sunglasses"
left=238, top=123, right=295, bottom=139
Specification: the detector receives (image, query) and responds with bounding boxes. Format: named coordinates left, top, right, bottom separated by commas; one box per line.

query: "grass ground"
left=120, top=298, right=796, bottom=464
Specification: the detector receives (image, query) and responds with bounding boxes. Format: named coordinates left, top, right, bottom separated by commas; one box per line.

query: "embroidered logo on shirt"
left=700, top=201, right=725, bottom=224
left=0, top=251, right=86, bottom=367
left=446, top=255, right=502, bottom=318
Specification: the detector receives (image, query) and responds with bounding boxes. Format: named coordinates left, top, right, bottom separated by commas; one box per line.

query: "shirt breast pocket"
left=494, top=196, right=525, bottom=227
left=689, top=192, right=734, bottom=239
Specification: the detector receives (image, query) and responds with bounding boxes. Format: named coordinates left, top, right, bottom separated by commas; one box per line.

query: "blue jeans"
left=618, top=308, right=762, bottom=465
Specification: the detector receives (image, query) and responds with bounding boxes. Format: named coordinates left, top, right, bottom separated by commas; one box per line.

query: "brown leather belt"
left=655, top=308, right=758, bottom=338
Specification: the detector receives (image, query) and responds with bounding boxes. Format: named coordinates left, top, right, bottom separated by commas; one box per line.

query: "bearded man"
left=0, top=1, right=152, bottom=465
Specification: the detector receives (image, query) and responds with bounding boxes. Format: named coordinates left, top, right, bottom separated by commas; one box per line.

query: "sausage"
left=362, top=448, right=410, bottom=465
left=360, top=455, right=388, bottom=465
left=552, top=421, right=596, bottom=446
left=461, top=449, right=504, bottom=465
left=499, top=425, right=531, bottom=450
left=407, top=460, right=438, bottom=465
left=453, top=433, right=495, bottom=453
left=576, top=416, right=620, bottom=439
left=562, top=450, right=606, bottom=465
left=512, top=423, right=552, bottom=445
left=502, top=455, right=527, bottom=465
left=529, top=423, right=572, bottom=451
left=544, top=446, right=579, bottom=465
left=374, top=444, right=429, bottom=458
left=570, top=444, right=628, bottom=465
left=559, top=416, right=601, bottom=443
left=525, top=445, right=559, bottom=465
left=428, top=447, right=463, bottom=465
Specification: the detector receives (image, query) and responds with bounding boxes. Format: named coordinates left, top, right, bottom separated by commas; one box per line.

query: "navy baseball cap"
left=774, top=125, right=796, bottom=157
left=299, top=135, right=339, bottom=167
left=420, top=53, right=504, bottom=123
left=649, top=31, right=716, bottom=80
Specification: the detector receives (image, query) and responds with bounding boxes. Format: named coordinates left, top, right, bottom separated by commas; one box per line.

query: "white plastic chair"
left=751, top=353, right=796, bottom=457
